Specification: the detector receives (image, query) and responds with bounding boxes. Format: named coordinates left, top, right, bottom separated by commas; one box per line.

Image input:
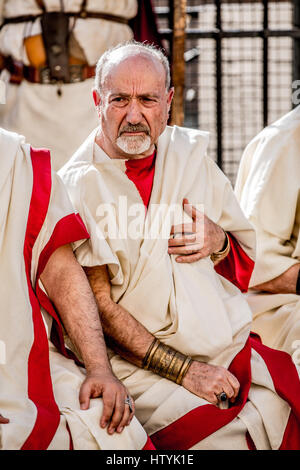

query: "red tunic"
left=125, top=151, right=156, bottom=209
left=125, top=152, right=254, bottom=292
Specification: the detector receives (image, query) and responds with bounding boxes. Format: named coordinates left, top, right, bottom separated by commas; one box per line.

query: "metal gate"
left=153, top=0, right=300, bottom=183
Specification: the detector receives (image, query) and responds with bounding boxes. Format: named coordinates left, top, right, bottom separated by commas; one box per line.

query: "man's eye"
left=142, top=97, right=156, bottom=104
left=112, top=97, right=127, bottom=104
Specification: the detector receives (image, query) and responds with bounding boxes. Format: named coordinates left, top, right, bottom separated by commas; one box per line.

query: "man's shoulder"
left=162, top=125, right=210, bottom=143
left=0, top=127, right=25, bottom=147
left=159, top=125, right=210, bottom=160
left=249, top=105, right=300, bottom=148
left=241, top=105, right=300, bottom=172
left=0, top=127, right=27, bottom=170
left=59, top=159, right=97, bottom=186
left=270, top=104, right=300, bottom=130
left=0, top=128, right=31, bottom=195
left=236, top=106, right=300, bottom=199
left=59, top=128, right=99, bottom=181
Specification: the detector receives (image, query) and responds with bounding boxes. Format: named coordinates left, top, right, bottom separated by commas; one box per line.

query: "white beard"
left=116, top=134, right=151, bottom=155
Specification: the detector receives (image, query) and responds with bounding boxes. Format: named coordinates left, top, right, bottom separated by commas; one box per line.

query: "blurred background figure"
left=235, top=105, right=300, bottom=362
left=0, top=0, right=161, bottom=170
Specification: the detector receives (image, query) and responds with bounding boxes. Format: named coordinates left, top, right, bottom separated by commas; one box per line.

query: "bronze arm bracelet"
left=142, top=339, right=193, bottom=385
left=210, top=230, right=230, bottom=263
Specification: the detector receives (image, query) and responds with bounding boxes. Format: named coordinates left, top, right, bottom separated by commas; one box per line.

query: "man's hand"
left=168, top=198, right=226, bottom=263
left=79, top=369, right=134, bottom=435
left=182, top=360, right=240, bottom=406
left=0, top=414, right=9, bottom=424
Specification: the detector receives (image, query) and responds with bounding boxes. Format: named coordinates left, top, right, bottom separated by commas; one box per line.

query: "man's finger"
left=227, top=373, right=240, bottom=399
left=219, top=382, right=235, bottom=402
left=175, top=252, right=205, bottom=263
left=207, top=394, right=218, bottom=406
left=170, top=223, right=195, bottom=236
left=168, top=243, right=203, bottom=256
left=79, top=381, right=92, bottom=410
left=183, top=198, right=203, bottom=222
left=127, top=402, right=135, bottom=425
left=168, top=234, right=197, bottom=246
left=100, top=392, right=116, bottom=430
left=107, top=392, right=125, bottom=435
left=116, top=402, right=132, bottom=433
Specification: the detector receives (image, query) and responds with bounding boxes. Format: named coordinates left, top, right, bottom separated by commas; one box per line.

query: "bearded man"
left=60, top=41, right=300, bottom=450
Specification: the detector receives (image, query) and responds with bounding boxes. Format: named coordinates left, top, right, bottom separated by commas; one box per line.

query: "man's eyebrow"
left=109, top=92, right=160, bottom=99
left=139, top=93, right=160, bottom=99
left=109, top=92, right=130, bottom=98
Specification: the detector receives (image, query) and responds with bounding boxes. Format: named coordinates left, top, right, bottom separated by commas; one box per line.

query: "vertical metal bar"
left=263, top=0, right=269, bottom=126
left=168, top=0, right=174, bottom=66
left=215, top=0, right=223, bottom=169
left=293, top=0, right=300, bottom=107
left=170, top=0, right=186, bottom=126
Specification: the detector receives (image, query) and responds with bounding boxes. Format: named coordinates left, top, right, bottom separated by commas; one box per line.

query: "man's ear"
left=93, top=89, right=101, bottom=107
left=167, top=87, right=175, bottom=107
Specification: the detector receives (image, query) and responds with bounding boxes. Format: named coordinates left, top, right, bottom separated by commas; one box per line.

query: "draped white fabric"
left=60, top=125, right=298, bottom=449
left=0, top=128, right=147, bottom=449
left=235, top=106, right=300, bottom=357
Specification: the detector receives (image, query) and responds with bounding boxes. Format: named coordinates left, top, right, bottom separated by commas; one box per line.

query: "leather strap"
left=1, top=55, right=95, bottom=84
left=41, top=11, right=70, bottom=82
left=0, top=11, right=129, bottom=29
left=34, top=0, right=64, bottom=10
left=80, top=0, right=87, bottom=14
left=35, top=0, right=45, bottom=10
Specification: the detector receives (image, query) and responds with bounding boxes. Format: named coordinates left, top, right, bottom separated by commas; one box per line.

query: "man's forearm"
left=85, top=266, right=243, bottom=404
left=97, top=295, right=154, bottom=366
left=40, top=245, right=112, bottom=373
left=252, top=263, right=300, bottom=294
left=84, top=266, right=240, bottom=405
left=84, top=265, right=155, bottom=367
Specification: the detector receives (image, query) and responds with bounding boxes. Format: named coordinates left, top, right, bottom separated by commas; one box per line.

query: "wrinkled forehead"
left=101, top=49, right=167, bottom=92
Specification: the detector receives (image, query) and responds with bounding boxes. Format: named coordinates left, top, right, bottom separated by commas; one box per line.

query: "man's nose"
left=126, top=100, right=143, bottom=124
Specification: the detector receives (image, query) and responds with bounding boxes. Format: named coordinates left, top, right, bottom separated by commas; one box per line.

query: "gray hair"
left=94, top=41, right=171, bottom=95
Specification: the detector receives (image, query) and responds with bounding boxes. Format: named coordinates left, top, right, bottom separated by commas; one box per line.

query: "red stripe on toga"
left=22, top=149, right=91, bottom=449
left=22, top=147, right=60, bottom=450
left=142, top=436, right=156, bottom=450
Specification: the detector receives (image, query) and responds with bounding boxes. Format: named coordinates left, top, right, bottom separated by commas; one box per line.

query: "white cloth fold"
left=235, top=105, right=300, bottom=356
left=0, top=128, right=148, bottom=449
left=59, top=125, right=298, bottom=449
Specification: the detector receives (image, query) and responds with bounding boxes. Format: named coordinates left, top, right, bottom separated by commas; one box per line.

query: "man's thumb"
left=183, top=198, right=196, bottom=220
